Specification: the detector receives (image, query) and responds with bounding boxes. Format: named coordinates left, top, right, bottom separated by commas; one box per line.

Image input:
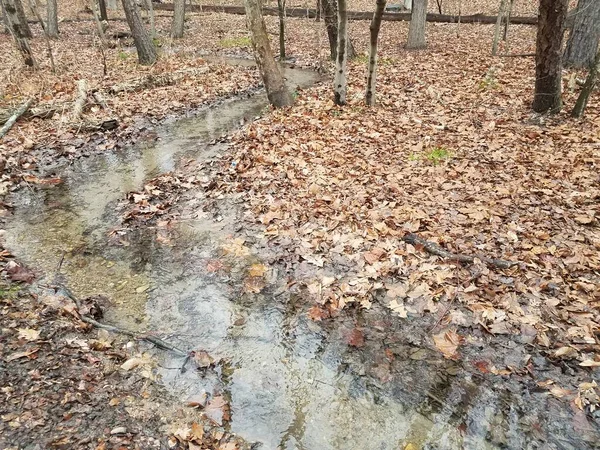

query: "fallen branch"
left=0, top=103, right=65, bottom=125
left=109, top=67, right=210, bottom=94
left=402, top=233, right=518, bottom=269
left=72, top=79, right=89, bottom=121
left=499, top=52, right=535, bottom=57
left=0, top=98, right=34, bottom=139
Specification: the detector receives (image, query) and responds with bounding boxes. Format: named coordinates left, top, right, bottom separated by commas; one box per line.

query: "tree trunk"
left=503, top=0, right=514, bottom=41
left=316, top=0, right=321, bottom=21
left=171, top=0, right=185, bottom=38
left=99, top=0, right=107, bottom=21
left=14, top=0, right=31, bottom=38
left=333, top=0, right=348, bottom=105
left=2, top=0, right=11, bottom=33
left=244, top=0, right=293, bottom=107
left=46, top=0, right=58, bottom=38
left=322, top=0, right=355, bottom=60
left=492, top=0, right=507, bottom=55
left=571, top=45, right=600, bottom=117
left=277, top=0, right=285, bottom=59
left=532, top=0, right=568, bottom=113
left=564, top=0, right=600, bottom=69
left=121, top=0, right=157, bottom=65
left=406, top=0, right=427, bottom=49
left=28, top=0, right=56, bottom=71
left=107, top=0, right=117, bottom=9
left=365, top=0, right=386, bottom=106
left=2, top=0, right=36, bottom=66
left=143, top=0, right=156, bottom=39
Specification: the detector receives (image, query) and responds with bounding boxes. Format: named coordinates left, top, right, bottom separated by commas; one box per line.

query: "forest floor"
left=1, top=4, right=600, bottom=450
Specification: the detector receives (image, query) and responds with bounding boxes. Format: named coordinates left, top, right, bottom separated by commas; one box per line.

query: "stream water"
left=4, top=60, right=595, bottom=450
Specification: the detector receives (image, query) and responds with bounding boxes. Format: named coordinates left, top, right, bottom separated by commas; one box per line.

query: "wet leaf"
left=17, top=328, right=40, bottom=341
left=247, top=263, right=267, bottom=277
left=193, top=351, right=214, bottom=368
left=433, top=329, right=462, bottom=360
left=204, top=395, right=229, bottom=426
left=6, top=347, right=40, bottom=362
left=5, top=261, right=35, bottom=283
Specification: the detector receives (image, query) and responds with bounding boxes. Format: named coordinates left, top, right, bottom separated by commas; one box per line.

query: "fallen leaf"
left=433, top=329, right=462, bottom=360
left=17, top=328, right=40, bottom=341
left=6, top=347, right=40, bottom=362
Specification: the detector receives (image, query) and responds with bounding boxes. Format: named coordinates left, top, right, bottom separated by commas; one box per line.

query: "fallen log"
left=0, top=99, right=34, bottom=139
left=109, top=66, right=210, bottom=94
left=154, top=3, right=538, bottom=25
left=402, top=233, right=518, bottom=269
left=0, top=103, right=61, bottom=126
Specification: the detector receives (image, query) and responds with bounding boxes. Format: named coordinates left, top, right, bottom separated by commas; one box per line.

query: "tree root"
left=402, top=233, right=518, bottom=269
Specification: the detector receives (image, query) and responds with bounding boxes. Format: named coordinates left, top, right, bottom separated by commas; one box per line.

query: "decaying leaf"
left=433, top=329, right=462, bottom=360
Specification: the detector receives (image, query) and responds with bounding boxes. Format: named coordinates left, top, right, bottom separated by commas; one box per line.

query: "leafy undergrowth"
left=202, top=20, right=600, bottom=376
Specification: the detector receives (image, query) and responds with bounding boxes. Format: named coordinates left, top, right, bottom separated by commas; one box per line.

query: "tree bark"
left=244, top=0, right=293, bottom=107
left=571, top=45, right=600, bottom=117
left=144, top=0, right=156, bottom=39
left=333, top=0, right=348, bottom=105
left=406, top=0, right=428, bottom=49
left=13, top=0, right=30, bottom=38
left=365, top=0, right=386, bottom=106
left=121, top=0, right=157, bottom=65
left=532, top=0, right=569, bottom=113
left=46, top=0, right=58, bottom=38
left=3, top=0, right=36, bottom=67
left=277, top=0, right=285, bottom=59
left=2, top=0, right=11, bottom=33
left=322, top=0, right=355, bottom=60
left=316, top=0, right=321, bottom=21
left=171, top=0, right=185, bottom=38
left=107, top=0, right=117, bottom=9
left=28, top=0, right=56, bottom=72
left=564, top=0, right=600, bottom=69
left=99, top=0, right=107, bottom=21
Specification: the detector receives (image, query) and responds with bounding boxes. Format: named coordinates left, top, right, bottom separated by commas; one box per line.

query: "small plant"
left=479, top=65, right=499, bottom=90
left=425, top=146, right=452, bottom=165
left=152, top=37, right=162, bottom=47
left=219, top=36, right=252, bottom=48
left=117, top=51, right=129, bottom=61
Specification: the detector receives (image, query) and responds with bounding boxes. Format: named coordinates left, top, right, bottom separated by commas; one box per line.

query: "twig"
left=402, top=233, right=517, bottom=269
left=71, top=79, right=89, bottom=121
left=499, top=52, right=535, bottom=57
left=0, top=98, right=34, bottom=139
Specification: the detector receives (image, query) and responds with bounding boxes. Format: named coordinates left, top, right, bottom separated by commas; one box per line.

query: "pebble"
left=110, top=426, right=127, bottom=435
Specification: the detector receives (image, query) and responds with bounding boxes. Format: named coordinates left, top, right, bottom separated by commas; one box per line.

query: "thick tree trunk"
left=121, top=0, right=157, bottom=65
left=333, top=0, right=348, bottom=105
left=277, top=0, right=285, bottom=59
left=572, top=45, right=600, bottom=117
left=14, top=0, right=31, bottom=38
left=2, top=0, right=11, bottom=33
left=491, top=0, right=507, bottom=55
left=532, top=0, right=569, bottom=113
left=322, top=0, right=355, bottom=60
left=365, top=0, right=386, bottom=106
left=406, top=0, right=428, bottom=49
left=3, top=0, right=36, bottom=66
left=99, top=0, right=107, bottom=21
left=46, top=0, right=58, bottom=38
left=171, top=0, right=185, bottom=38
left=564, top=0, right=600, bottom=69
left=244, top=0, right=293, bottom=107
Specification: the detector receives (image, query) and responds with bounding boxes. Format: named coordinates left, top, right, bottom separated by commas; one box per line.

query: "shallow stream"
left=4, top=60, right=593, bottom=450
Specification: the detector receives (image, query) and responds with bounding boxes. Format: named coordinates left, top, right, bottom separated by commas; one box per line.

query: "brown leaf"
left=5, top=261, right=35, bottom=283
left=204, top=395, right=229, bottom=426
left=346, top=328, right=365, bottom=348
left=6, top=347, right=40, bottom=362
left=433, top=329, right=462, bottom=360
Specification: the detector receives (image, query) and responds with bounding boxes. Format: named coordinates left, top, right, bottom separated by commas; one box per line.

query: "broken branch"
left=402, top=233, right=518, bottom=269
left=0, top=98, right=34, bottom=139
left=72, top=79, right=89, bottom=121
left=109, top=67, right=210, bottom=94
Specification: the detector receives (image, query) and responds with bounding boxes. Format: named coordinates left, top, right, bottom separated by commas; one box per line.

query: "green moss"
left=219, top=36, right=252, bottom=48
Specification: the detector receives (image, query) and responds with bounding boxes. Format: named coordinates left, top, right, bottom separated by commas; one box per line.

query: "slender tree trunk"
left=572, top=44, right=600, bottom=117
left=171, top=0, right=185, bottom=38
left=14, top=0, right=31, bottom=38
left=503, top=0, right=514, bottom=41
left=333, top=0, right=348, bottom=105
left=107, top=0, right=117, bottom=9
left=121, top=0, right=157, bottom=65
left=1, top=1, right=11, bottom=34
left=277, top=0, right=285, bottom=59
left=532, top=0, right=569, bottom=113
left=244, top=0, right=293, bottom=107
left=46, top=0, right=58, bottom=38
left=144, top=0, right=156, bottom=39
left=99, top=0, right=107, bottom=20
left=365, top=0, right=386, bottom=106
left=406, top=0, right=427, bottom=49
left=316, top=0, right=321, bottom=21
left=28, top=0, right=56, bottom=71
left=435, top=0, right=442, bottom=14
left=564, top=0, right=600, bottom=69
left=3, top=0, right=36, bottom=66
left=322, top=0, right=354, bottom=60
left=491, top=0, right=507, bottom=55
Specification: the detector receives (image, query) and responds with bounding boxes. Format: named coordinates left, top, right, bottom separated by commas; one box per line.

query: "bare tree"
left=144, top=0, right=156, bottom=39
left=14, top=0, right=31, bottom=38
left=322, top=0, right=355, bottom=60
left=532, top=0, right=569, bottom=113
left=2, top=0, right=36, bottom=67
left=333, top=0, right=348, bottom=105
left=46, top=0, right=58, bottom=38
left=491, top=0, right=507, bottom=55
left=244, top=0, right=293, bottom=107
left=99, top=0, right=107, bottom=21
left=406, top=0, right=428, bottom=49
left=365, top=0, right=386, bottom=106
left=277, top=0, right=285, bottom=59
left=171, top=0, right=185, bottom=38
left=564, top=0, right=600, bottom=69
left=121, top=0, right=157, bottom=65
left=2, top=1, right=11, bottom=33
left=27, top=0, right=56, bottom=72
left=572, top=43, right=600, bottom=117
